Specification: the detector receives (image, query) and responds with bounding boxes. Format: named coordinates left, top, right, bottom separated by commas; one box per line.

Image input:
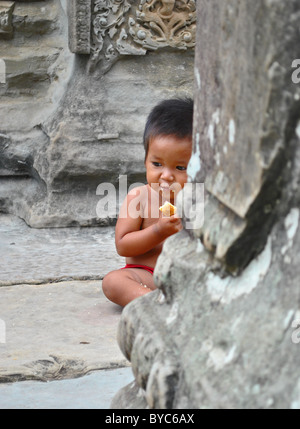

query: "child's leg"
left=102, top=267, right=156, bottom=307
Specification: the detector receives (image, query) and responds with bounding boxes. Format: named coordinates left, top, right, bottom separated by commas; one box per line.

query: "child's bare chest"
left=140, top=187, right=161, bottom=230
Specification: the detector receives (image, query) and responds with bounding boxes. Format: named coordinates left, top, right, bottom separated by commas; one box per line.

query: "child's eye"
left=176, top=166, right=187, bottom=171
left=152, top=162, right=162, bottom=167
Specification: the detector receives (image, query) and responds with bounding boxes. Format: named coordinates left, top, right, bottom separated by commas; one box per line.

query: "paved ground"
left=0, top=214, right=134, bottom=409
left=0, top=214, right=123, bottom=286
left=0, top=367, right=134, bottom=409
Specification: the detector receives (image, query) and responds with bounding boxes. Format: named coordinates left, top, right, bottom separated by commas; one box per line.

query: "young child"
left=102, top=98, right=193, bottom=307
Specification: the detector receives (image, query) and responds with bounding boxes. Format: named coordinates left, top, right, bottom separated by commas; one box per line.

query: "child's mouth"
left=159, top=184, right=174, bottom=194
left=160, top=183, right=171, bottom=190
left=159, top=183, right=182, bottom=193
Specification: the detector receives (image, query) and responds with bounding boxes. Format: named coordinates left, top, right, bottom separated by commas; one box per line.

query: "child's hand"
left=155, top=215, right=183, bottom=240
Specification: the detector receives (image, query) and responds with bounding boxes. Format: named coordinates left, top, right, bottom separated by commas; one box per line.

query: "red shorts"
left=121, top=264, right=154, bottom=275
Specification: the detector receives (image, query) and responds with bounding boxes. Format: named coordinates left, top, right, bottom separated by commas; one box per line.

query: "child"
left=102, top=98, right=193, bottom=307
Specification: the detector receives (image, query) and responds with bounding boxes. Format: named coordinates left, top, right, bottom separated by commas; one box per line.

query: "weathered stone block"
left=190, top=0, right=300, bottom=271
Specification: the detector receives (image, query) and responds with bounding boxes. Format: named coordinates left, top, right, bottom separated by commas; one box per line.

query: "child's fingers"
left=170, top=214, right=181, bottom=222
left=169, top=216, right=183, bottom=230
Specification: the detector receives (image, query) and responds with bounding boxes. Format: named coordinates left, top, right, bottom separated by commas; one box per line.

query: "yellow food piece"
left=159, top=201, right=177, bottom=216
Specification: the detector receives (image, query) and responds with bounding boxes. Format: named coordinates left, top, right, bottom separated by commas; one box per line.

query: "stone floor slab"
left=0, top=367, right=134, bottom=409
left=0, top=214, right=123, bottom=285
left=0, top=280, right=129, bottom=382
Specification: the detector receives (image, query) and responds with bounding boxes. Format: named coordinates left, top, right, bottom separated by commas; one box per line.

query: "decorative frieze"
left=68, top=0, right=196, bottom=71
left=68, top=0, right=91, bottom=54
left=128, top=0, right=196, bottom=51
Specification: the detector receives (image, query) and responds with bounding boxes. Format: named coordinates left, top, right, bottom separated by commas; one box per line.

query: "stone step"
left=0, top=45, right=61, bottom=84
left=12, top=0, right=62, bottom=37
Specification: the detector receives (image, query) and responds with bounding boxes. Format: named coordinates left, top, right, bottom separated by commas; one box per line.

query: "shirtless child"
left=102, top=98, right=193, bottom=307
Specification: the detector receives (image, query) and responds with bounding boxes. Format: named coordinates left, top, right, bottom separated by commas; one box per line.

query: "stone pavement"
left=0, top=214, right=123, bottom=286
left=0, top=367, right=134, bottom=409
left=0, top=214, right=134, bottom=408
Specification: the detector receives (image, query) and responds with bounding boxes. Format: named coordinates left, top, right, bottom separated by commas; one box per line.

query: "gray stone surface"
left=0, top=213, right=129, bottom=386
left=0, top=367, right=134, bottom=409
left=190, top=0, right=300, bottom=271
left=0, top=214, right=123, bottom=285
left=0, top=280, right=129, bottom=383
left=0, top=0, right=73, bottom=127
left=113, top=0, right=300, bottom=409
left=0, top=2, right=14, bottom=39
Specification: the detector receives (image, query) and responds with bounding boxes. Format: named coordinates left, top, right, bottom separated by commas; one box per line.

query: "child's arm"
left=115, top=187, right=182, bottom=257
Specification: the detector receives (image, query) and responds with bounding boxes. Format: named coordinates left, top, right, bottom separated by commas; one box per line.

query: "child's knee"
left=102, top=271, right=118, bottom=300
left=102, top=272, right=111, bottom=297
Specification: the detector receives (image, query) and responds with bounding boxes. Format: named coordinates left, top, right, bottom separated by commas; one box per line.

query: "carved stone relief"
left=128, top=0, right=196, bottom=50
left=68, top=0, right=196, bottom=72
left=68, top=0, right=91, bottom=54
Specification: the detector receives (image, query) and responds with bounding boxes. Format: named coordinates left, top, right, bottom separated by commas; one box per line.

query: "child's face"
left=145, top=134, right=192, bottom=203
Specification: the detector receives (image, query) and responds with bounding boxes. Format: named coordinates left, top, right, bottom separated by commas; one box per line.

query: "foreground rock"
left=113, top=0, right=300, bottom=409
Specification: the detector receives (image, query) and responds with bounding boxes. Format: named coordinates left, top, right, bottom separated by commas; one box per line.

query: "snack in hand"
left=159, top=201, right=177, bottom=217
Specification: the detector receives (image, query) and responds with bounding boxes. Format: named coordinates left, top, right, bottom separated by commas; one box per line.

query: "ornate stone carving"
left=68, top=0, right=91, bottom=54
left=68, top=0, right=196, bottom=71
left=92, top=0, right=131, bottom=52
left=0, top=1, right=15, bottom=39
left=129, top=0, right=196, bottom=50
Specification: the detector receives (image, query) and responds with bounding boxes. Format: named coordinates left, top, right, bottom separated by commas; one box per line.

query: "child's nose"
left=161, top=168, right=174, bottom=181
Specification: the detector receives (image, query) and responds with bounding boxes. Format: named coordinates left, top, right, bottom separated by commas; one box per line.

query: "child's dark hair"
left=143, top=97, right=193, bottom=159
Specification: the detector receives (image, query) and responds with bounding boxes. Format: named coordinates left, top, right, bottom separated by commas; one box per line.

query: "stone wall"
left=113, top=0, right=300, bottom=409
left=0, top=0, right=195, bottom=227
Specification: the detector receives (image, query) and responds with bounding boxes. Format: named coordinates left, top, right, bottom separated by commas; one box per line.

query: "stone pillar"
left=113, top=0, right=300, bottom=409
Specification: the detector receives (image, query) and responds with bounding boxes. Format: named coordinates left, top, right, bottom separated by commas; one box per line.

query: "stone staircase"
left=0, top=0, right=73, bottom=130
